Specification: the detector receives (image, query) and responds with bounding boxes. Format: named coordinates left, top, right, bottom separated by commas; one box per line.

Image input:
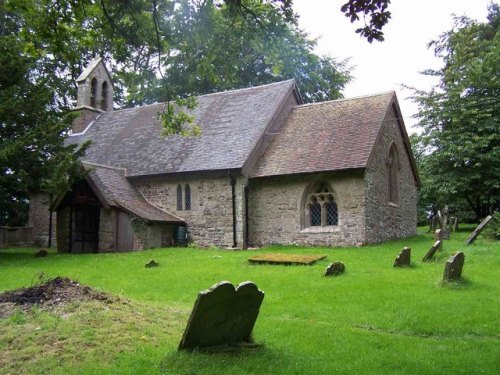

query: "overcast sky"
left=293, top=0, right=496, bottom=132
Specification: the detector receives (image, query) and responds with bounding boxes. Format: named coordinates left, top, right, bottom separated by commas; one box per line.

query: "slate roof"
left=69, top=80, right=296, bottom=177
left=251, top=92, right=395, bottom=178
left=83, top=162, right=183, bottom=223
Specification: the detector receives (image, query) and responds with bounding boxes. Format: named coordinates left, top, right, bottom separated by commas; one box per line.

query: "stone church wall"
left=135, top=174, right=246, bottom=248
left=364, top=106, right=418, bottom=243
left=248, top=172, right=367, bottom=247
left=28, top=192, right=56, bottom=247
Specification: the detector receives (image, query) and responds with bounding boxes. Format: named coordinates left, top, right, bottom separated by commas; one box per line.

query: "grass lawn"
left=0, top=227, right=499, bottom=374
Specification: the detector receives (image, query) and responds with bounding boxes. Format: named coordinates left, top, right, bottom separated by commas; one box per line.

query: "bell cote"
left=76, top=57, right=113, bottom=111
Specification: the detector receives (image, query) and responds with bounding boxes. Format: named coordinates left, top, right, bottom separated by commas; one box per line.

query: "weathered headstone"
left=465, top=215, right=493, bottom=245
left=179, top=281, right=264, bottom=350
left=453, top=217, right=459, bottom=232
left=422, top=240, right=442, bottom=262
left=448, top=216, right=457, bottom=232
left=443, top=251, right=465, bottom=281
left=429, top=216, right=437, bottom=232
left=434, top=229, right=443, bottom=242
left=325, top=262, right=345, bottom=276
left=393, top=247, right=411, bottom=267
left=145, top=259, right=159, bottom=268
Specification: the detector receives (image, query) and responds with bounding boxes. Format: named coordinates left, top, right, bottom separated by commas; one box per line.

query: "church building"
left=29, top=58, right=419, bottom=252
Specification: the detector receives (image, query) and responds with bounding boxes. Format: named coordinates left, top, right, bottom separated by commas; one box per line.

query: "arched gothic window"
left=304, top=183, right=338, bottom=228
left=185, top=184, right=191, bottom=211
left=388, top=143, right=399, bottom=204
left=176, top=185, right=183, bottom=211
left=90, top=78, right=98, bottom=108
left=101, top=81, right=108, bottom=111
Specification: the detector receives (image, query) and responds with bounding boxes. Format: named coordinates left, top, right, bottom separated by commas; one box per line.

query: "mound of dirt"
left=0, top=277, right=112, bottom=310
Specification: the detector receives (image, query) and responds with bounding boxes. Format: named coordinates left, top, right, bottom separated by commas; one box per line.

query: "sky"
left=293, top=0, right=496, bottom=132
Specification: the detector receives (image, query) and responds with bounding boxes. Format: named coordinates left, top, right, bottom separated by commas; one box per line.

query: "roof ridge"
left=82, top=161, right=127, bottom=173
left=295, top=91, right=395, bottom=109
left=198, top=79, right=295, bottom=99
left=109, top=80, right=296, bottom=114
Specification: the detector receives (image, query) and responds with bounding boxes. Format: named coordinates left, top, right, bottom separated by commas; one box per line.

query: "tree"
left=0, top=6, right=87, bottom=226
left=128, top=0, right=350, bottom=105
left=412, top=4, right=500, bottom=221
left=1, top=0, right=352, bottom=225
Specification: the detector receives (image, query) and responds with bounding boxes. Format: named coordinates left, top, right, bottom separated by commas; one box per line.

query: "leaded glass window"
left=326, top=196, right=338, bottom=225
left=304, top=183, right=339, bottom=228
left=310, top=198, right=322, bottom=226
left=176, top=184, right=183, bottom=211
left=185, top=184, right=191, bottom=211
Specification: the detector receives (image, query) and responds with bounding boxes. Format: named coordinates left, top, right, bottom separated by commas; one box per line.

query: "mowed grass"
left=0, top=227, right=499, bottom=374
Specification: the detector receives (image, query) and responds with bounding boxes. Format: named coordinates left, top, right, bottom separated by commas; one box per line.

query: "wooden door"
left=117, top=211, right=134, bottom=251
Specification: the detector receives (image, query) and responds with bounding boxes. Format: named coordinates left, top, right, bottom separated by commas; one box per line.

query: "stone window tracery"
left=388, top=143, right=399, bottom=204
left=304, top=183, right=338, bottom=228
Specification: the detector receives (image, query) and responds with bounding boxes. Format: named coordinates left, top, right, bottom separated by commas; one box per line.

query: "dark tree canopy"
left=412, top=4, right=500, bottom=222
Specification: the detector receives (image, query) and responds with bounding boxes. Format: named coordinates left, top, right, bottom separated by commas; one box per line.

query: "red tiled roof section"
left=83, top=163, right=183, bottom=223
left=251, top=92, right=395, bottom=177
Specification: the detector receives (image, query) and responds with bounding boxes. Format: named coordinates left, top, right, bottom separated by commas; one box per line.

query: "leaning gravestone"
left=394, top=247, right=411, bottom=267
left=443, top=251, right=465, bottom=281
left=434, top=229, right=443, bottom=242
left=179, top=281, right=264, bottom=351
left=422, top=240, right=442, bottom=262
left=465, top=215, right=493, bottom=245
left=325, top=262, right=345, bottom=276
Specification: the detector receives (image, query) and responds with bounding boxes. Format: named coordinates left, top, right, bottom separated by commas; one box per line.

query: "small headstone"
left=145, top=259, right=159, bottom=268
left=422, top=240, right=442, bottom=262
left=434, top=229, right=443, bottom=242
left=465, top=215, right=493, bottom=245
left=325, top=262, right=345, bottom=276
left=179, top=281, right=264, bottom=350
left=393, top=247, right=411, bottom=267
left=453, top=217, right=459, bottom=232
left=443, top=251, right=465, bottom=281
left=34, top=249, right=48, bottom=258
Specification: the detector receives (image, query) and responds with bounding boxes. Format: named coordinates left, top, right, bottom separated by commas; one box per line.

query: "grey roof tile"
left=69, top=80, right=296, bottom=177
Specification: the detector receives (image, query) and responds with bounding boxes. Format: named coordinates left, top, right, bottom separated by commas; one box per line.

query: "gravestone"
left=422, top=240, right=442, bottom=262
left=393, top=247, right=411, bottom=267
left=434, top=229, right=443, bottom=242
left=465, top=215, right=493, bottom=245
left=179, top=281, right=264, bottom=351
left=145, top=259, right=159, bottom=268
left=443, top=251, right=465, bottom=281
left=325, top=262, right=345, bottom=276
left=453, top=217, right=459, bottom=232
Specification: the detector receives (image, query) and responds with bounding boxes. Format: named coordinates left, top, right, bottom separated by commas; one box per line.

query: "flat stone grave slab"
left=248, top=253, right=327, bottom=265
left=465, top=215, right=493, bottom=245
left=443, top=251, right=465, bottom=281
left=394, top=247, right=411, bottom=267
left=325, top=262, right=345, bottom=276
left=179, top=281, right=264, bottom=351
left=422, top=240, right=442, bottom=262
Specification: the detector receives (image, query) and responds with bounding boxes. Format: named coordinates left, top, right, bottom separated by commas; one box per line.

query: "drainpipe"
left=244, top=185, right=249, bottom=249
left=231, top=176, right=237, bottom=248
left=47, top=194, right=53, bottom=248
